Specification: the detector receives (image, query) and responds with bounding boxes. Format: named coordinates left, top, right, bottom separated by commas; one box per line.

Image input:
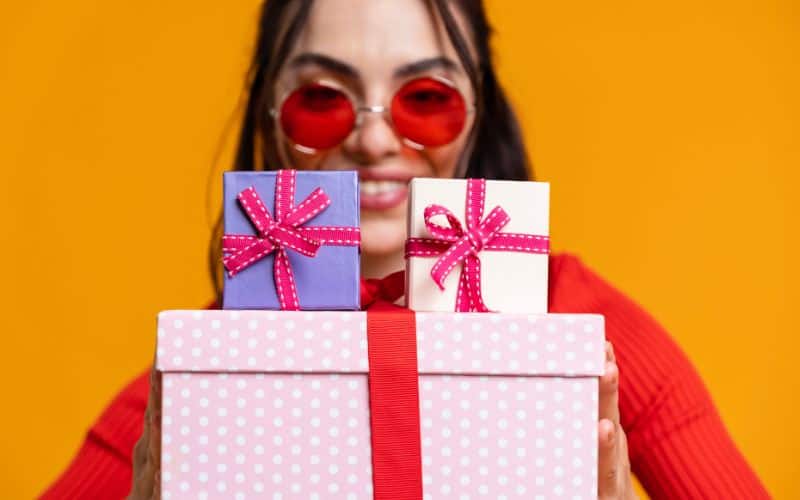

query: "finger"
left=128, top=427, right=154, bottom=500
left=153, top=467, right=161, bottom=500
left=599, top=360, right=620, bottom=425
left=129, top=362, right=163, bottom=500
left=150, top=364, right=163, bottom=499
left=150, top=366, right=163, bottom=414
left=136, top=460, right=156, bottom=500
left=148, top=408, right=161, bottom=471
left=148, top=373, right=162, bottom=472
left=130, top=435, right=148, bottom=499
left=133, top=405, right=150, bottom=467
left=605, top=341, right=616, bottom=363
left=613, top=423, right=635, bottom=500
left=597, top=418, right=620, bottom=499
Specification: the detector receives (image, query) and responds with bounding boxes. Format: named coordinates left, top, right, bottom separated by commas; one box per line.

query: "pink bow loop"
left=423, top=205, right=464, bottom=242
left=222, top=170, right=361, bottom=310
left=405, top=178, right=549, bottom=312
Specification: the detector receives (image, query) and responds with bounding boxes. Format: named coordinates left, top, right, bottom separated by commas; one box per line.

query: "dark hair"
left=210, top=0, right=532, bottom=297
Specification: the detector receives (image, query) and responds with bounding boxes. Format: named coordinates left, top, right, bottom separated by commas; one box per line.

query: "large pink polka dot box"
left=156, top=173, right=606, bottom=499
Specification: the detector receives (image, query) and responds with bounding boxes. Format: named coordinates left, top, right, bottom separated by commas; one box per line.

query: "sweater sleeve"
left=39, top=370, right=149, bottom=499
left=548, top=254, right=770, bottom=499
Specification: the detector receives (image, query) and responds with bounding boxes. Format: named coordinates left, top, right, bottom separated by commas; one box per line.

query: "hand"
left=128, top=364, right=162, bottom=500
left=598, top=341, right=638, bottom=500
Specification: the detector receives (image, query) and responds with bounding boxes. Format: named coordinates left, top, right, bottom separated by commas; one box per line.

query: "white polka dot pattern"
left=418, top=374, right=598, bottom=499
left=415, top=312, right=604, bottom=376
left=162, top=372, right=372, bottom=500
left=157, top=310, right=604, bottom=498
left=157, top=311, right=367, bottom=373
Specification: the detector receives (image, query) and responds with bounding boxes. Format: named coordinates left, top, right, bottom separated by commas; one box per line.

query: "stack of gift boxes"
left=156, top=170, right=605, bottom=499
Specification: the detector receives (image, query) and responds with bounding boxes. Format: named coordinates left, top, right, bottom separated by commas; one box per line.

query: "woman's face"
left=273, top=0, right=475, bottom=274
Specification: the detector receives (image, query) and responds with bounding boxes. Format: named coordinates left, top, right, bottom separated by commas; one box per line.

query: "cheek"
left=283, top=145, right=320, bottom=170
left=281, top=141, right=346, bottom=172
left=275, top=126, right=336, bottom=171
left=421, top=113, right=474, bottom=178
left=424, top=138, right=467, bottom=178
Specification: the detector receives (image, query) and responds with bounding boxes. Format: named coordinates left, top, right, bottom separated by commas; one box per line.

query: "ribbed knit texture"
left=40, top=253, right=770, bottom=499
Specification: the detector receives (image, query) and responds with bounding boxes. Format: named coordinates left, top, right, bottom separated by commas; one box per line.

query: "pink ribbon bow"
left=405, top=178, right=549, bottom=312
left=222, top=170, right=361, bottom=310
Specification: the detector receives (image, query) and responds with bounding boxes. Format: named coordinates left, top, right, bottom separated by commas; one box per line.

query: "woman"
left=42, top=0, right=769, bottom=498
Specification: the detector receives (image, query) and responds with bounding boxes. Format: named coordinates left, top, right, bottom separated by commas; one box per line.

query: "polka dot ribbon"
left=222, top=169, right=361, bottom=310
left=405, top=178, right=550, bottom=312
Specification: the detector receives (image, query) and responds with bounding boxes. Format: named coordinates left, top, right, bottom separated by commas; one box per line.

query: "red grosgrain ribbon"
left=367, top=308, right=423, bottom=500
left=405, top=178, right=549, bottom=312
left=222, top=170, right=361, bottom=310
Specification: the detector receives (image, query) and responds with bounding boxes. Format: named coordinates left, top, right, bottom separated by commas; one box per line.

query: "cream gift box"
left=405, top=178, right=550, bottom=313
left=156, top=309, right=604, bottom=499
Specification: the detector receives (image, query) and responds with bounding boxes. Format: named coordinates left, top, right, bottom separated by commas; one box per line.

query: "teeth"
left=359, top=180, right=405, bottom=195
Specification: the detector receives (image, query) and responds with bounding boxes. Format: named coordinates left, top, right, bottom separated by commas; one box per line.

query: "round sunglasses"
left=271, top=76, right=473, bottom=154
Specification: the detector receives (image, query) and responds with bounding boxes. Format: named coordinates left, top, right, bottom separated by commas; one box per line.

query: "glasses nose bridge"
left=350, top=102, right=417, bottom=153
left=353, top=104, right=390, bottom=127
left=358, top=104, right=388, bottom=114
left=353, top=105, right=394, bottom=131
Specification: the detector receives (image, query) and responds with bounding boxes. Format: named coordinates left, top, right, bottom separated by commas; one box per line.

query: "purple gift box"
left=222, top=170, right=360, bottom=310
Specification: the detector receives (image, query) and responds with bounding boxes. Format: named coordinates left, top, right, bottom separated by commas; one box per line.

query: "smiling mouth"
left=359, top=178, right=410, bottom=210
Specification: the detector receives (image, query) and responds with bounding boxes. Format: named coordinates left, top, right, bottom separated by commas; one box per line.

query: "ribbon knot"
left=258, top=219, right=277, bottom=239
left=467, top=224, right=489, bottom=254
left=222, top=170, right=361, bottom=310
left=405, top=178, right=550, bottom=312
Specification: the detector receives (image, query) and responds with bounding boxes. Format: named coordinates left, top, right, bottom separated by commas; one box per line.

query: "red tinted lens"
left=391, top=77, right=467, bottom=147
left=279, top=83, right=356, bottom=150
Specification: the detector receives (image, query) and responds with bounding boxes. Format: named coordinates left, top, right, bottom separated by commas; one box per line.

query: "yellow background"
left=1, top=0, right=796, bottom=498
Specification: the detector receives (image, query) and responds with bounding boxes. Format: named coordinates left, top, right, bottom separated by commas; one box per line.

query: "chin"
left=361, top=234, right=405, bottom=256
left=360, top=219, right=406, bottom=257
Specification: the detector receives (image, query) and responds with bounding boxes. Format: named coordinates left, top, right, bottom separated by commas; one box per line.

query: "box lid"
left=156, top=310, right=604, bottom=377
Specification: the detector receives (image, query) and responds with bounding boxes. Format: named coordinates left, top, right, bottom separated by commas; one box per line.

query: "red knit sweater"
left=40, top=254, right=770, bottom=499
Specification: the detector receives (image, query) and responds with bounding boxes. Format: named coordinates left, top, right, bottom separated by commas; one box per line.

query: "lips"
left=358, top=170, right=413, bottom=211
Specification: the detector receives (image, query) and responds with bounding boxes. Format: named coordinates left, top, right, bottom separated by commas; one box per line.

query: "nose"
left=342, top=108, right=402, bottom=164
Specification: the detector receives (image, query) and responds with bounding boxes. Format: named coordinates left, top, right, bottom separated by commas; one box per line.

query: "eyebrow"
left=288, top=52, right=460, bottom=80
left=394, top=56, right=459, bottom=79
left=289, top=53, right=359, bottom=79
